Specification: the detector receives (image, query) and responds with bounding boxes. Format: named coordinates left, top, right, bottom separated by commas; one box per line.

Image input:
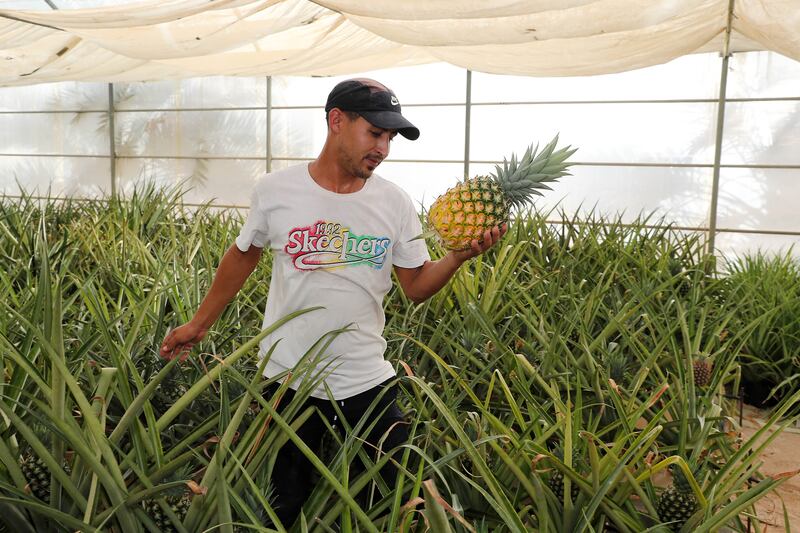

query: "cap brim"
left=359, top=110, right=420, bottom=140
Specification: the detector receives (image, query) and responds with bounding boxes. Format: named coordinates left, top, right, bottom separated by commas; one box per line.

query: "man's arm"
left=160, top=243, right=263, bottom=360
left=394, top=224, right=506, bottom=304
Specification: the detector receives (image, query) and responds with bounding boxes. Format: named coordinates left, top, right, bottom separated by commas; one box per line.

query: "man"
left=159, top=78, right=506, bottom=525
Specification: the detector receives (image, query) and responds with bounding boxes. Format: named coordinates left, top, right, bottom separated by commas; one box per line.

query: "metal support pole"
left=108, top=83, right=116, bottom=198
left=706, top=0, right=736, bottom=255
left=707, top=56, right=730, bottom=255
left=266, top=76, right=272, bottom=174
left=464, top=70, right=472, bottom=180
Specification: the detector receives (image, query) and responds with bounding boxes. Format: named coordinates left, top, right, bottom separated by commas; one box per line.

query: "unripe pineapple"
left=547, top=445, right=581, bottom=502
left=19, top=445, right=72, bottom=502
left=143, top=466, right=194, bottom=532
left=657, top=466, right=698, bottom=531
left=19, top=454, right=50, bottom=501
left=677, top=278, right=691, bottom=298
left=426, top=136, right=576, bottom=250
left=692, top=355, right=713, bottom=387
left=152, top=369, right=188, bottom=415
left=143, top=493, right=192, bottom=532
left=606, top=348, right=634, bottom=388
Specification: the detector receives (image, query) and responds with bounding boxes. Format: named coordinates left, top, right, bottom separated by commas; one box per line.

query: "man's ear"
left=328, top=108, right=344, bottom=133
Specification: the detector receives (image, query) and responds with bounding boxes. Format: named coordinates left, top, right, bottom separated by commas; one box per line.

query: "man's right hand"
left=160, top=322, right=208, bottom=361
left=158, top=243, right=262, bottom=362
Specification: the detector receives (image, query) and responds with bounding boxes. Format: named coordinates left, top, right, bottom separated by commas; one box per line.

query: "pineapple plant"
left=657, top=465, right=699, bottom=531
left=424, top=136, right=576, bottom=250
left=692, top=354, right=713, bottom=387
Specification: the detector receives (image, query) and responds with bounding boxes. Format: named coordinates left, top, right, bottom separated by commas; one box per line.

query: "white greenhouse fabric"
left=0, top=0, right=798, bottom=86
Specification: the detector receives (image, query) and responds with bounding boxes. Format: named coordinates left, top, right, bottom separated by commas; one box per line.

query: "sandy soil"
left=740, top=405, right=800, bottom=533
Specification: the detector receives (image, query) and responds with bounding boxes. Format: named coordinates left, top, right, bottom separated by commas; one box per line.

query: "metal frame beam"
left=3, top=95, right=798, bottom=116
left=706, top=0, right=737, bottom=255
left=266, top=76, right=272, bottom=173
left=108, top=83, right=116, bottom=197
left=464, top=70, right=472, bottom=180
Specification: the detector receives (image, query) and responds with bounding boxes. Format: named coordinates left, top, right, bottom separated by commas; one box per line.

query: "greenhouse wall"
left=1, top=51, right=798, bottom=259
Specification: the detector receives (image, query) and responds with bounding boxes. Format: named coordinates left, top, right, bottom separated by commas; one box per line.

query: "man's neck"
left=308, top=151, right=366, bottom=194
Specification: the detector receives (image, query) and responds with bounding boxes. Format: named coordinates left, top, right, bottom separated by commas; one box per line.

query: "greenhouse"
left=1, top=0, right=799, bottom=532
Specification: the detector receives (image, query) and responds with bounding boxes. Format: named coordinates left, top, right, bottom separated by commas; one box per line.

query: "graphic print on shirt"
left=285, top=220, right=391, bottom=271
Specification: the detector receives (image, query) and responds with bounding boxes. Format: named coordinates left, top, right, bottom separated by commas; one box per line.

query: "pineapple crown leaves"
left=549, top=442, right=582, bottom=465
left=154, top=464, right=196, bottom=500
left=491, top=134, right=577, bottom=208
left=668, top=462, right=706, bottom=493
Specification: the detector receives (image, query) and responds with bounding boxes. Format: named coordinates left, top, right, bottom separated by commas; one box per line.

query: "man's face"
left=336, top=113, right=397, bottom=180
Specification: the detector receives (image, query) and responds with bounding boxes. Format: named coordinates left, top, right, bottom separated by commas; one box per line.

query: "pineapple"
left=606, top=346, right=634, bottom=387
left=143, top=467, right=193, bottom=532
left=152, top=369, right=188, bottom=415
left=692, top=354, right=713, bottom=387
left=143, top=493, right=192, bottom=533
left=19, top=450, right=72, bottom=501
left=657, top=465, right=698, bottom=531
left=547, top=445, right=581, bottom=502
left=19, top=453, right=50, bottom=501
left=425, top=136, right=576, bottom=250
left=677, top=278, right=691, bottom=298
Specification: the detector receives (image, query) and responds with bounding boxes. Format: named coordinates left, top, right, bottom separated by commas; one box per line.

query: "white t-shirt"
left=235, top=163, right=430, bottom=399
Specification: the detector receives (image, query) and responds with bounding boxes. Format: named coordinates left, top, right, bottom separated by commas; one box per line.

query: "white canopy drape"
left=0, top=0, right=798, bottom=86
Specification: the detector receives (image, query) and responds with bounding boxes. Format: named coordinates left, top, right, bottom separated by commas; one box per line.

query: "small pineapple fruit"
left=459, top=327, right=484, bottom=354
left=152, top=370, right=189, bottom=415
left=19, top=453, right=50, bottom=501
left=692, top=355, right=713, bottom=387
left=19, top=446, right=72, bottom=502
left=143, top=467, right=193, bottom=532
left=677, top=280, right=691, bottom=298
left=143, top=493, right=192, bottom=533
left=606, top=348, right=634, bottom=388
left=425, top=136, right=576, bottom=250
left=657, top=465, right=698, bottom=531
left=547, top=446, right=581, bottom=502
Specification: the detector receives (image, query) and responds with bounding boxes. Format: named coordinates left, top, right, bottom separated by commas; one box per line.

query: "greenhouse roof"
left=1, top=0, right=798, bottom=87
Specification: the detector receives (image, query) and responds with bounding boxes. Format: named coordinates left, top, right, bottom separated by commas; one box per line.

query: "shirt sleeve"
left=235, top=185, right=269, bottom=251
left=392, top=194, right=431, bottom=268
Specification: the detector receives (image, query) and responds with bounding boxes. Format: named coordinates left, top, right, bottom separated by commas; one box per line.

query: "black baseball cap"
left=325, top=79, right=420, bottom=141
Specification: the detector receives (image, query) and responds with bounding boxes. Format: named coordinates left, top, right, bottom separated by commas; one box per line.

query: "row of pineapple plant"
left=0, top=187, right=797, bottom=531
left=723, top=252, right=800, bottom=411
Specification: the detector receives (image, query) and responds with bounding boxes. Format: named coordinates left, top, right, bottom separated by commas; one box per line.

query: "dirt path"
left=741, top=405, right=800, bottom=533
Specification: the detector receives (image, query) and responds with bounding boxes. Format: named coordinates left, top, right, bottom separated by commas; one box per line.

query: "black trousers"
left=263, top=378, right=409, bottom=526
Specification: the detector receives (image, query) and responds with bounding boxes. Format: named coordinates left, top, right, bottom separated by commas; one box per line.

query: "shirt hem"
left=262, top=357, right=396, bottom=400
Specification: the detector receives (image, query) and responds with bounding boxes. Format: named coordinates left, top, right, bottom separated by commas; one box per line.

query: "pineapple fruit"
left=606, top=347, right=634, bottom=388
left=19, top=450, right=72, bottom=501
left=143, top=493, right=192, bottom=532
left=547, top=445, right=581, bottom=502
left=142, top=466, right=194, bottom=532
left=692, top=354, right=713, bottom=387
left=425, top=136, right=576, bottom=250
left=152, top=368, right=188, bottom=415
left=19, top=453, right=50, bottom=501
left=657, top=465, right=698, bottom=531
